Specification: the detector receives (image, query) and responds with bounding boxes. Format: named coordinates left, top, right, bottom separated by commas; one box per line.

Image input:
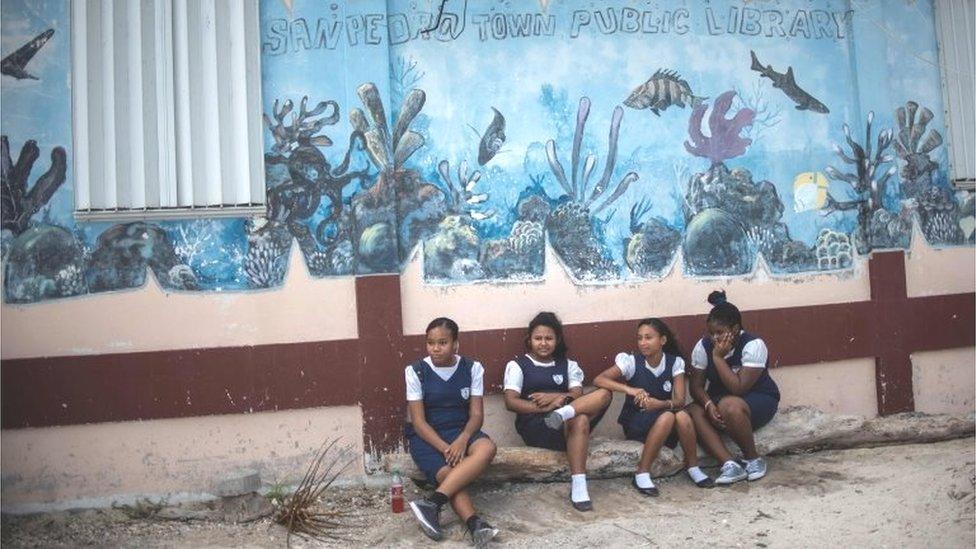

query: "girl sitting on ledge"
left=404, top=317, right=499, bottom=546
left=687, top=290, right=781, bottom=485
left=503, top=311, right=612, bottom=511
left=593, top=317, right=713, bottom=495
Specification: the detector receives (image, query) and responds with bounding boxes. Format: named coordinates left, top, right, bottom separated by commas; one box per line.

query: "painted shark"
left=1, top=29, right=54, bottom=80
left=749, top=50, right=829, bottom=114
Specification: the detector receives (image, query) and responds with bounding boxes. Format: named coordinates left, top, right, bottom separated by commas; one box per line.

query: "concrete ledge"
left=384, top=406, right=975, bottom=482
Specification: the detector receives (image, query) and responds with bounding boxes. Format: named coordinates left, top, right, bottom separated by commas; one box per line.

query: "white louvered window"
left=934, top=0, right=975, bottom=190
left=71, top=0, right=265, bottom=220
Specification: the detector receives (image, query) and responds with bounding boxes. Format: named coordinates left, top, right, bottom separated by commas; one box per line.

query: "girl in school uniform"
left=687, top=291, right=781, bottom=485
left=502, top=312, right=612, bottom=511
left=405, top=318, right=499, bottom=546
left=593, top=318, right=714, bottom=495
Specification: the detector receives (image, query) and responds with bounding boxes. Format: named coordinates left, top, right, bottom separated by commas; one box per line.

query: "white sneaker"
left=715, top=460, right=747, bottom=485
left=746, top=457, right=767, bottom=481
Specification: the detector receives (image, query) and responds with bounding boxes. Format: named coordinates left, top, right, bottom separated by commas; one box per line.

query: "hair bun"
left=707, top=290, right=727, bottom=305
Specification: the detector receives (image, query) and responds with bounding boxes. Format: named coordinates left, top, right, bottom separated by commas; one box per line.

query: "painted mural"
left=1, top=0, right=972, bottom=303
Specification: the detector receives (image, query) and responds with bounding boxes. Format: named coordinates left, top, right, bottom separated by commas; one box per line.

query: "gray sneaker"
left=408, top=498, right=443, bottom=541
left=746, top=457, right=767, bottom=481
left=715, top=460, right=748, bottom=485
left=469, top=517, right=499, bottom=548
left=544, top=410, right=565, bottom=430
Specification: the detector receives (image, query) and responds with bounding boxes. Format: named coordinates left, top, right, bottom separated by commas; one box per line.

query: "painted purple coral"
left=684, top=91, right=755, bottom=165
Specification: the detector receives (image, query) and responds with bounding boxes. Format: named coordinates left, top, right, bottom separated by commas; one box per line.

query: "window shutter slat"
left=226, top=0, right=252, bottom=205
left=100, top=0, right=117, bottom=209
left=173, top=0, right=194, bottom=207
left=126, top=0, right=147, bottom=209
left=71, top=0, right=90, bottom=211
left=154, top=0, right=177, bottom=208
left=199, top=0, right=223, bottom=207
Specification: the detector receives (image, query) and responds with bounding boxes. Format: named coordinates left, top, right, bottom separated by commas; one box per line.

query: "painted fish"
left=624, top=69, right=706, bottom=116
left=750, top=50, right=829, bottom=114
left=472, top=107, right=506, bottom=166
left=1, top=28, right=54, bottom=80
left=793, top=171, right=830, bottom=212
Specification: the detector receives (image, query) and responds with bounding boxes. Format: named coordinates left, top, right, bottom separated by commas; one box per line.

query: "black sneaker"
left=631, top=477, right=659, bottom=497
left=569, top=490, right=593, bottom=511
left=695, top=476, right=715, bottom=488
left=408, top=498, right=443, bottom=541
left=469, top=517, right=499, bottom=548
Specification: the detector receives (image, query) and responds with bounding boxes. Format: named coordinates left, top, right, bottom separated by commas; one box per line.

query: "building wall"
left=1, top=247, right=357, bottom=359
left=912, top=347, right=976, bottom=415
left=1, top=405, right=364, bottom=510
left=1, top=0, right=973, bottom=507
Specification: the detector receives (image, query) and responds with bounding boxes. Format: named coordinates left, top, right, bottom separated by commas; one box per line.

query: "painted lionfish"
left=624, top=69, right=706, bottom=116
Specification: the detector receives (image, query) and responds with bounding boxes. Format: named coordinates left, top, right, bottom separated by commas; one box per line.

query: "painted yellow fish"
left=793, top=172, right=829, bottom=212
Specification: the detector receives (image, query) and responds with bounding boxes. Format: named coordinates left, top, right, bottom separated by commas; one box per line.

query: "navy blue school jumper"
left=617, top=352, right=681, bottom=448
left=513, top=355, right=606, bottom=451
left=701, top=332, right=780, bottom=429
left=404, top=357, right=489, bottom=484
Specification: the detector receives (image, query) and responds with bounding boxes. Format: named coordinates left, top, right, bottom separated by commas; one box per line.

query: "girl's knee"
left=472, top=438, right=497, bottom=459
left=568, top=415, right=590, bottom=433
left=435, top=466, right=451, bottom=483
left=656, top=411, right=676, bottom=426
left=594, top=388, right=612, bottom=407
left=718, top=397, right=748, bottom=417
left=675, top=410, right=693, bottom=428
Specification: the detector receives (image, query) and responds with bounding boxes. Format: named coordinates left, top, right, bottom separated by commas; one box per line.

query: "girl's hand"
left=706, top=402, right=725, bottom=429
left=629, top=387, right=649, bottom=402
left=444, top=437, right=467, bottom=467
left=528, top=392, right=561, bottom=409
left=641, top=397, right=664, bottom=411
left=712, top=331, right=734, bottom=358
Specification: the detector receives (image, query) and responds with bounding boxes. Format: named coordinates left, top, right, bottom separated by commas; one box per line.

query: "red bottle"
left=391, top=470, right=404, bottom=513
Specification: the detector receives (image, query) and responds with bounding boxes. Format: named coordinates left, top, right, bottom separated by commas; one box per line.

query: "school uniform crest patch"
left=460, top=388, right=470, bottom=399
left=663, top=380, right=672, bottom=392
left=552, top=374, right=564, bottom=385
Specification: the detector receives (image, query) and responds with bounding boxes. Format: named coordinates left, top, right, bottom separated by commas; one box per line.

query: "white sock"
left=634, top=472, right=655, bottom=489
left=687, top=466, right=708, bottom=483
left=555, top=405, right=576, bottom=421
left=570, top=474, right=590, bottom=502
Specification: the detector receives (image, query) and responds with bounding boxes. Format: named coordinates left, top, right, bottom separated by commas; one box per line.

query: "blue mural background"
left=1, top=0, right=972, bottom=303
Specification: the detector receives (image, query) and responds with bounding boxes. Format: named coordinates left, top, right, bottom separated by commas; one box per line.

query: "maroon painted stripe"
left=905, top=293, right=976, bottom=352
left=1, top=339, right=359, bottom=429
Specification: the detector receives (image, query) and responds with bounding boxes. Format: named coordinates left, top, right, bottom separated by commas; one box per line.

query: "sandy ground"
left=3, top=438, right=974, bottom=548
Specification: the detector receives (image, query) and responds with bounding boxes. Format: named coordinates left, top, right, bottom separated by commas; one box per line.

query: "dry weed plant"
left=274, top=439, right=361, bottom=546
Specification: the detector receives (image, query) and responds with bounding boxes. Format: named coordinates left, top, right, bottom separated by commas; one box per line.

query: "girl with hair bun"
left=687, top=291, right=780, bottom=485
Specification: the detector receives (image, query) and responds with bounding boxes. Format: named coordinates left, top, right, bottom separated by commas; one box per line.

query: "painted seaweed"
left=263, top=96, right=369, bottom=279
left=543, top=97, right=638, bottom=281
left=823, top=111, right=910, bottom=253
